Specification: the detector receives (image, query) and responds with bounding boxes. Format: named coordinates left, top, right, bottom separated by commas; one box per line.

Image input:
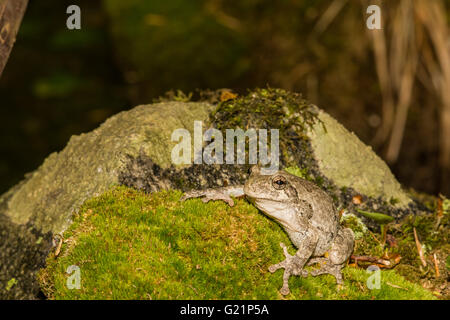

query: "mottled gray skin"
left=181, top=166, right=354, bottom=295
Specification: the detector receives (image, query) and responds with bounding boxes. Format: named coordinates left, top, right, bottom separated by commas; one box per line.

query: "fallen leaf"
left=220, top=90, right=237, bottom=102
left=390, top=253, right=402, bottom=265
left=352, top=195, right=363, bottom=205
left=413, top=227, right=427, bottom=267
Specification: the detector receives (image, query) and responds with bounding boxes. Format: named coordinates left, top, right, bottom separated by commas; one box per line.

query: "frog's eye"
left=272, top=175, right=287, bottom=190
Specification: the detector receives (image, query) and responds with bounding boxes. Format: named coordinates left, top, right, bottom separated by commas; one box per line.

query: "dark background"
left=0, top=0, right=449, bottom=196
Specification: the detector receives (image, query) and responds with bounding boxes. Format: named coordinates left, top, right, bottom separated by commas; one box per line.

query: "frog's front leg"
left=269, top=230, right=318, bottom=295
left=180, top=186, right=245, bottom=206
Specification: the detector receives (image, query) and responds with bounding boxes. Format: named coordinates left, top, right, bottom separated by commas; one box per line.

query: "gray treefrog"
left=181, top=165, right=354, bottom=295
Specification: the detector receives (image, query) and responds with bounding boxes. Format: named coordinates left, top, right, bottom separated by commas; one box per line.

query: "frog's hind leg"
left=327, top=228, right=354, bottom=285
left=306, top=257, right=328, bottom=266
left=307, top=262, right=344, bottom=285
left=300, top=257, right=329, bottom=278
left=307, top=227, right=354, bottom=286
left=328, top=228, right=354, bottom=266
left=302, top=257, right=345, bottom=286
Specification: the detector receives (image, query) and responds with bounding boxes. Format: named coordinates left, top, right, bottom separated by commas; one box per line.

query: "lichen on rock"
left=2, top=101, right=213, bottom=235
left=307, top=110, right=411, bottom=208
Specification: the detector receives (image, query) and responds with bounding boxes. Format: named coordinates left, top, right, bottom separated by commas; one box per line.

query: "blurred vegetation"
left=0, top=0, right=449, bottom=197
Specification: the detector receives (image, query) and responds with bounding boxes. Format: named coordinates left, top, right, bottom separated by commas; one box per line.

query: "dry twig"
left=53, top=234, right=63, bottom=257
left=413, top=227, right=427, bottom=267
left=433, top=253, right=440, bottom=277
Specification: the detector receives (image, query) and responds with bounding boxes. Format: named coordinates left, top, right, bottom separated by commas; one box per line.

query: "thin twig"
left=350, top=255, right=391, bottom=267
left=386, top=282, right=408, bottom=290
left=433, top=253, right=440, bottom=277
left=413, top=227, right=427, bottom=267
left=54, top=235, right=63, bottom=257
left=368, top=230, right=382, bottom=245
left=435, top=197, right=443, bottom=230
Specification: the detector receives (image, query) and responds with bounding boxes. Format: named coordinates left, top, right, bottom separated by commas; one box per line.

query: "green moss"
left=154, top=89, right=193, bottom=102
left=38, top=186, right=436, bottom=300
left=212, top=88, right=319, bottom=129
left=352, top=205, right=449, bottom=298
left=211, top=88, right=321, bottom=167
left=6, top=278, right=18, bottom=291
left=443, top=198, right=450, bottom=215
left=284, top=166, right=311, bottom=180
left=341, top=213, right=368, bottom=240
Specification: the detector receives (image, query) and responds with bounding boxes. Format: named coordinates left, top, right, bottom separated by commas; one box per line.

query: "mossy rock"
left=1, top=101, right=214, bottom=298
left=0, top=88, right=427, bottom=299
left=307, top=111, right=410, bottom=207
left=38, top=186, right=436, bottom=300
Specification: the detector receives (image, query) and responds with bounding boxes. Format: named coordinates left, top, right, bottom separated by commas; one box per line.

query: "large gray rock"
left=307, top=110, right=411, bottom=207
left=0, top=101, right=216, bottom=298
left=0, top=90, right=421, bottom=299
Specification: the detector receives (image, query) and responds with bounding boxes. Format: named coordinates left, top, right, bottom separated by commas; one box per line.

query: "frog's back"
left=291, top=177, right=340, bottom=249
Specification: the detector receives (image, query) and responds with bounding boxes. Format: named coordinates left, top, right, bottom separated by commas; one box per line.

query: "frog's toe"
left=279, top=242, right=292, bottom=259
left=334, top=271, right=344, bottom=286
left=180, top=190, right=204, bottom=201
left=202, top=194, right=234, bottom=206
left=280, top=285, right=290, bottom=296
left=268, top=261, right=285, bottom=273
